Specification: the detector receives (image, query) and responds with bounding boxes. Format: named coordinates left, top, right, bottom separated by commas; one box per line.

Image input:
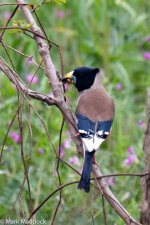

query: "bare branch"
left=16, top=0, right=82, bottom=153
left=0, top=56, right=57, bottom=106
left=2, top=41, right=44, bottom=70
left=141, top=88, right=150, bottom=224
left=93, top=164, right=142, bottom=225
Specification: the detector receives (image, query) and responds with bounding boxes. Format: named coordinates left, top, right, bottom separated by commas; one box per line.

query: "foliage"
left=0, top=0, right=150, bottom=224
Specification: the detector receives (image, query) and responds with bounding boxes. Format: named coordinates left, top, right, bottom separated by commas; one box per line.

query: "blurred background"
left=0, top=0, right=150, bottom=224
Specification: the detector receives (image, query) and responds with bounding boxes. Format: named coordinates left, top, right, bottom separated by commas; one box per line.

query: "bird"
left=61, top=67, right=115, bottom=193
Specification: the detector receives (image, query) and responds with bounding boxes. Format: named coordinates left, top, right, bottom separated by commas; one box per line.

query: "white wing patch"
left=79, top=129, right=87, bottom=134
left=80, top=131, right=106, bottom=152
left=93, top=136, right=105, bottom=150
left=76, top=114, right=112, bottom=152
left=82, top=138, right=94, bottom=152
left=97, top=130, right=103, bottom=135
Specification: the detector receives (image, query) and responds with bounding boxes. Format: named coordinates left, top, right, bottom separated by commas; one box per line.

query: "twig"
left=0, top=56, right=57, bottom=106
left=0, top=26, right=60, bottom=47
left=27, top=180, right=79, bottom=220
left=4, top=177, right=27, bottom=224
left=0, top=6, right=19, bottom=39
left=93, top=164, right=142, bottom=225
left=25, top=170, right=150, bottom=222
left=51, top=118, right=65, bottom=225
left=16, top=0, right=83, bottom=153
left=0, top=106, right=21, bottom=163
left=0, top=3, right=30, bottom=7
left=18, top=95, right=33, bottom=213
left=2, top=41, right=44, bottom=70
left=102, top=195, right=107, bottom=225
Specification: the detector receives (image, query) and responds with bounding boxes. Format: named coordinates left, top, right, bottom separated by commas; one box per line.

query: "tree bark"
left=141, top=88, right=150, bottom=224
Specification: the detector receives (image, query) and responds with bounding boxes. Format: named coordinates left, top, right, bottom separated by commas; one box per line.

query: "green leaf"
left=11, top=20, right=32, bottom=30
left=53, top=0, right=66, bottom=5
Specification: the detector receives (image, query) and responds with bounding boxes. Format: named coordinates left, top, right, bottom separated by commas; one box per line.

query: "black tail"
left=78, top=151, right=95, bottom=193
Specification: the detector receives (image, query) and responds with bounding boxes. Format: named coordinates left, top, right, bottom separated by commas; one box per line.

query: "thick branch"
left=16, top=0, right=82, bottom=153
left=141, top=88, right=150, bottom=224
left=0, top=56, right=56, bottom=106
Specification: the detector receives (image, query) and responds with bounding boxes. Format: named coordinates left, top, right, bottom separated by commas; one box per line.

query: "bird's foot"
left=92, top=156, right=99, bottom=167
left=74, top=132, right=80, bottom=137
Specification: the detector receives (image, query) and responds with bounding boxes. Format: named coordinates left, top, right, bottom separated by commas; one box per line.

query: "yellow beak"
left=61, top=71, right=74, bottom=84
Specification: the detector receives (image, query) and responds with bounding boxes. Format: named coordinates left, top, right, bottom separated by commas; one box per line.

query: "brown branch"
left=18, top=96, right=33, bottom=212
left=102, top=195, right=107, bottom=225
left=93, top=165, right=142, bottom=225
left=0, top=106, right=21, bottom=163
left=51, top=118, right=65, bottom=225
left=27, top=180, right=79, bottom=221
left=2, top=41, right=44, bottom=70
left=0, top=26, right=59, bottom=47
left=0, top=3, right=30, bottom=7
left=16, top=0, right=82, bottom=153
left=0, top=56, right=57, bottom=106
left=4, top=177, right=27, bottom=224
left=141, top=88, right=150, bottom=224
left=25, top=170, right=150, bottom=222
left=0, top=6, right=19, bottom=39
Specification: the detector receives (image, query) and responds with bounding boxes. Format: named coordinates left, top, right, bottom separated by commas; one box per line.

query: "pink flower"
left=106, top=177, right=115, bottom=186
left=10, top=131, right=21, bottom=144
left=123, top=147, right=139, bottom=167
left=3, top=11, right=11, bottom=20
left=144, top=52, right=150, bottom=60
left=26, top=74, right=39, bottom=84
left=123, top=154, right=138, bottom=167
left=26, top=56, right=34, bottom=65
left=63, top=138, right=71, bottom=149
left=115, top=83, right=123, bottom=90
left=56, top=10, right=65, bottom=19
left=59, top=146, right=65, bottom=158
left=37, top=148, right=44, bottom=154
left=145, top=36, right=150, bottom=42
left=69, top=156, right=80, bottom=166
left=128, top=146, right=134, bottom=154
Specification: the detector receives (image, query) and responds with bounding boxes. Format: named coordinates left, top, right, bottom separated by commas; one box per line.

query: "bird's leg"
left=74, top=132, right=80, bottom=137
left=92, top=155, right=99, bottom=167
left=92, top=155, right=96, bottom=164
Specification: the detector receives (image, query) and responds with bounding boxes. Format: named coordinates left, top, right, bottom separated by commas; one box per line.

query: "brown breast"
left=76, top=85, right=115, bottom=122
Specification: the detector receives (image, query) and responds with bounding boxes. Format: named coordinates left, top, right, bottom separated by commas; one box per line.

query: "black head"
left=62, top=67, right=100, bottom=92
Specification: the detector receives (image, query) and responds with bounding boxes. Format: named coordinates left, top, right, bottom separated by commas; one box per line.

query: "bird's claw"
left=74, top=132, right=80, bottom=137
left=92, top=156, right=99, bottom=167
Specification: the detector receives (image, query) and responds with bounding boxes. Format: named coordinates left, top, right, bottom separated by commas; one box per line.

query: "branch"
left=141, top=88, right=150, bottom=224
left=93, top=165, right=142, bottom=225
left=16, top=0, right=83, bottom=153
left=0, top=56, right=56, bottom=106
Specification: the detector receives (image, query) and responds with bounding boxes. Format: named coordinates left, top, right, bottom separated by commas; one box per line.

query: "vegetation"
left=0, top=0, right=150, bottom=224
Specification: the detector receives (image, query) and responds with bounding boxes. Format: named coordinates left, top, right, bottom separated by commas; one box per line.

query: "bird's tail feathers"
left=78, top=150, right=95, bottom=193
